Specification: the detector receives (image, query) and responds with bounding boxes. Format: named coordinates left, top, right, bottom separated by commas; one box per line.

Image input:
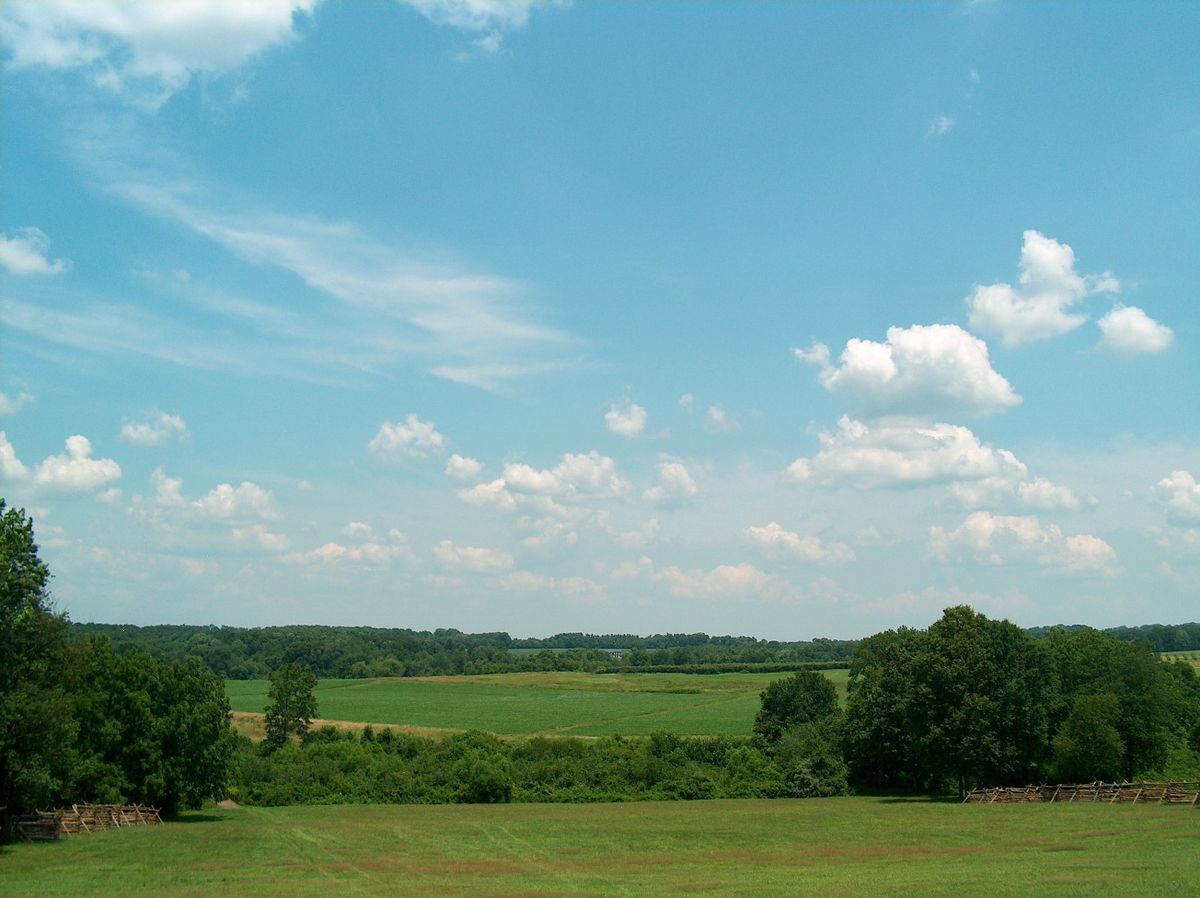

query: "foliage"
left=752, top=670, right=839, bottom=743
left=263, top=663, right=318, bottom=751
left=0, top=502, right=75, bottom=840
left=1, top=504, right=235, bottom=838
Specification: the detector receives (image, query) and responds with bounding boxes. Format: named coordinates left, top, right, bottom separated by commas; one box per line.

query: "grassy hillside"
left=5, top=798, right=1197, bottom=898
left=226, top=670, right=850, bottom=738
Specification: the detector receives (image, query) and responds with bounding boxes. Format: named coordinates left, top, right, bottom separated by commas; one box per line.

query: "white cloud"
left=796, top=324, right=1020, bottom=418
left=458, top=478, right=518, bottom=510
left=0, top=0, right=320, bottom=107
left=926, top=115, right=954, bottom=138
left=619, top=518, right=660, bottom=549
left=402, top=0, right=562, bottom=34
left=642, top=459, right=698, bottom=507
left=433, top=539, right=513, bottom=572
left=950, top=475, right=1080, bottom=512
left=503, top=451, right=628, bottom=500
left=1156, top=470, right=1200, bottom=521
left=786, top=416, right=1026, bottom=488
left=678, top=393, right=695, bottom=412
left=704, top=404, right=738, bottom=433
left=232, top=523, right=292, bottom=553
left=119, top=410, right=189, bottom=446
left=653, top=562, right=782, bottom=601
left=604, top=399, right=647, bottom=438
left=1097, top=305, right=1174, bottom=357
left=745, top=522, right=855, bottom=563
left=929, top=511, right=1116, bottom=575
left=33, top=435, right=121, bottom=492
left=369, top=414, right=447, bottom=460
left=0, top=432, right=29, bottom=481
left=0, top=227, right=67, bottom=275
left=286, top=537, right=414, bottom=566
left=0, top=390, right=34, bottom=416
left=150, top=467, right=185, bottom=507
left=500, top=570, right=605, bottom=602
left=342, top=521, right=373, bottom=538
left=966, top=230, right=1118, bottom=347
left=444, top=453, right=483, bottom=480
left=192, top=481, right=276, bottom=520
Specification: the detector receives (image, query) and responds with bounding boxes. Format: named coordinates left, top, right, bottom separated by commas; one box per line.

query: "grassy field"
left=5, top=798, right=1198, bottom=897
left=226, top=670, right=849, bottom=738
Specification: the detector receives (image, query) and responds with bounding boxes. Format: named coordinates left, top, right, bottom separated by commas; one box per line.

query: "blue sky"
left=2, top=1, right=1197, bottom=638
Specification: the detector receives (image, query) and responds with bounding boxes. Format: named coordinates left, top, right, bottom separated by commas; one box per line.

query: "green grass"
left=5, top=798, right=1197, bottom=897
left=226, top=670, right=849, bottom=738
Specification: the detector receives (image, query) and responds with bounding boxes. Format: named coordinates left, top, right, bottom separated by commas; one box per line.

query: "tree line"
left=1, top=503, right=236, bottom=841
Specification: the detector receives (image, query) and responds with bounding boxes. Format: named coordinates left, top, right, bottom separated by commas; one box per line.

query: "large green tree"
left=0, top=502, right=77, bottom=840
left=263, top=663, right=319, bottom=751
left=753, top=670, right=839, bottom=743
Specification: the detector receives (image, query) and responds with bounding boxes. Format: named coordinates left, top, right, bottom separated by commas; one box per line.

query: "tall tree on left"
left=0, top=501, right=76, bottom=841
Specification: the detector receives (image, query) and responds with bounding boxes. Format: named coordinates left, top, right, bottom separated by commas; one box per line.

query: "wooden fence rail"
left=13, top=803, right=163, bottom=842
left=964, top=781, right=1200, bottom=805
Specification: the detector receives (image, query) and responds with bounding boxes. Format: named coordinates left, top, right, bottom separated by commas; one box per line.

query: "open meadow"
left=226, top=670, right=849, bottom=738
left=5, top=798, right=1198, bottom=898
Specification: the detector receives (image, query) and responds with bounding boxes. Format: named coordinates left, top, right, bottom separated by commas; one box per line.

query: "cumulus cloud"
left=119, top=410, right=189, bottom=446
left=653, top=562, right=783, bottom=601
left=745, top=522, right=855, bottom=563
left=503, top=451, right=628, bottom=500
left=150, top=467, right=185, bottom=507
left=0, top=0, right=320, bottom=107
left=192, top=481, right=276, bottom=520
left=795, top=324, right=1020, bottom=418
left=286, top=536, right=414, bottom=566
left=1097, top=305, right=1174, bottom=357
left=0, top=432, right=29, bottom=481
left=642, top=459, right=698, bottom=507
left=604, top=399, right=647, bottom=438
left=786, top=416, right=1026, bottom=488
left=0, top=390, right=34, bottom=416
left=402, top=0, right=564, bottom=53
left=929, top=511, right=1116, bottom=574
left=232, top=523, right=292, bottom=553
left=444, top=453, right=483, bottom=481
left=1156, top=470, right=1200, bottom=521
left=950, top=475, right=1080, bottom=512
left=369, top=414, right=447, bottom=460
left=966, top=230, right=1118, bottom=347
left=342, top=521, right=373, bottom=537
left=33, top=435, right=121, bottom=492
left=457, top=478, right=518, bottom=510
left=0, top=227, right=67, bottom=276
left=433, top=539, right=513, bottom=572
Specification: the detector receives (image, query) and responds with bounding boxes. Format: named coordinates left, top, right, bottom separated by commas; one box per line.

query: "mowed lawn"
left=226, top=670, right=849, bottom=737
left=5, top=798, right=1198, bottom=898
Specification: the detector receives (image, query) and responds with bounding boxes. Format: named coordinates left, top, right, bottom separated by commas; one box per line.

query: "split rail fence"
left=13, top=802, right=164, bottom=842
left=964, top=781, right=1200, bottom=805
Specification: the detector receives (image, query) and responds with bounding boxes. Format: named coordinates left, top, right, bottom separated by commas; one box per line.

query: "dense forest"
left=67, top=620, right=1200, bottom=680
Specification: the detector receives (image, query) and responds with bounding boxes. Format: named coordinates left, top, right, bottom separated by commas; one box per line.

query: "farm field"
left=5, top=798, right=1198, bottom=898
left=1162, top=650, right=1200, bottom=668
left=226, top=670, right=849, bottom=738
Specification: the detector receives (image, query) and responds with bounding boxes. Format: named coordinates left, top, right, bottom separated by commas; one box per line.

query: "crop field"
left=5, top=798, right=1198, bottom=898
left=226, top=670, right=849, bottom=738
left=1162, top=650, right=1200, bottom=668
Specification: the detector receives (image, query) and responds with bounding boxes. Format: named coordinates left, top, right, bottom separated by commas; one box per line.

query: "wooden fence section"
left=13, top=803, right=163, bottom=842
left=964, top=781, right=1200, bottom=805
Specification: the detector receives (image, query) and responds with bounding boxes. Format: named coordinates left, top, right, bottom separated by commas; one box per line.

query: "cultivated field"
left=226, top=670, right=849, bottom=738
left=5, top=798, right=1198, bottom=898
left=1162, top=650, right=1200, bottom=668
